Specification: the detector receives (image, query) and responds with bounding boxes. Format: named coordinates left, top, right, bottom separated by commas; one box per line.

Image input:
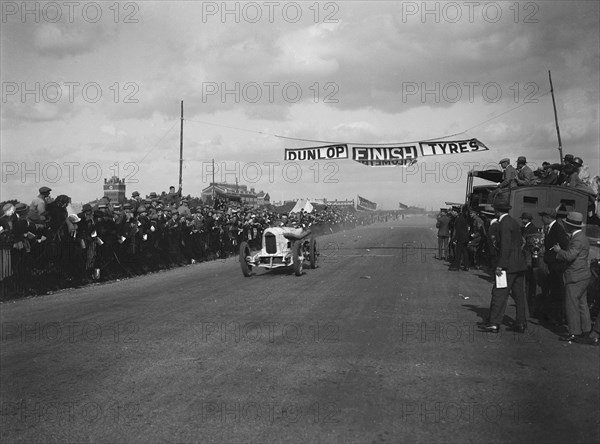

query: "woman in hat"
left=551, top=212, right=592, bottom=342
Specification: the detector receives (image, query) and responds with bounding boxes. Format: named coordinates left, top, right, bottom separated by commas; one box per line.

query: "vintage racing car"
left=239, top=226, right=318, bottom=277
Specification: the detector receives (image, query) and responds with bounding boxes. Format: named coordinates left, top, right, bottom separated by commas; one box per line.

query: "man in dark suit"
left=449, top=205, right=470, bottom=271
left=481, top=201, right=528, bottom=333
left=521, top=212, right=540, bottom=315
left=540, top=207, right=570, bottom=324
left=551, top=212, right=592, bottom=341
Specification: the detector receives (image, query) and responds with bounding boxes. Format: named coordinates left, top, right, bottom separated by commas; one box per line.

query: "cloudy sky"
left=2, top=1, right=599, bottom=210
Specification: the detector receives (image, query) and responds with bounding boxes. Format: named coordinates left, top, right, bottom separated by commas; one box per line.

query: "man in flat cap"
left=481, top=201, right=527, bottom=333
left=29, top=186, right=52, bottom=222
left=490, top=158, right=517, bottom=201
left=539, top=207, right=569, bottom=324
left=551, top=212, right=592, bottom=342
left=515, top=156, right=535, bottom=186
left=130, top=191, right=142, bottom=212
left=498, top=158, right=517, bottom=189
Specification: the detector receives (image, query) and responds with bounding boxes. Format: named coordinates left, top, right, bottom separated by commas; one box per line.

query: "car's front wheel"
left=309, top=237, right=318, bottom=269
left=239, top=241, right=252, bottom=277
left=293, top=240, right=304, bottom=276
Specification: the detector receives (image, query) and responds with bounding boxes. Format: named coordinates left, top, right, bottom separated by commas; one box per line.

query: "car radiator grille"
left=265, top=234, right=277, bottom=254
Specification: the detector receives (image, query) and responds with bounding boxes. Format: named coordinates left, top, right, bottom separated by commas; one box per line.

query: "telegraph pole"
left=548, top=71, right=563, bottom=163
left=178, top=100, right=184, bottom=194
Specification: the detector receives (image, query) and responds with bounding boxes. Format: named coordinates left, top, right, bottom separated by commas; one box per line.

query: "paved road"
left=1, top=215, right=598, bottom=443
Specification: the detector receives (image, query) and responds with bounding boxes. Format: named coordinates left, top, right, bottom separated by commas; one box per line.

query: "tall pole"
left=212, top=159, right=215, bottom=200
left=548, top=71, right=563, bottom=163
left=178, top=100, right=184, bottom=194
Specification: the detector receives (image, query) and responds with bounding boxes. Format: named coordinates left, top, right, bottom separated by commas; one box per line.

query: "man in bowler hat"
left=481, top=201, right=528, bottom=333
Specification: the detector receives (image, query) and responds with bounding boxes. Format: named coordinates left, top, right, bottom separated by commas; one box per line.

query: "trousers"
left=564, top=277, right=591, bottom=335
left=489, top=271, right=526, bottom=326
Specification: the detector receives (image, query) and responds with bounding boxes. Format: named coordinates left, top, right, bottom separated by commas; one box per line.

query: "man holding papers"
left=481, top=201, right=528, bottom=333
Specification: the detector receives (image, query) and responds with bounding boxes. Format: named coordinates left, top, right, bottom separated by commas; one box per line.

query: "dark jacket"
left=436, top=214, right=450, bottom=237
left=543, top=220, right=570, bottom=271
left=496, top=214, right=527, bottom=273
left=453, top=213, right=470, bottom=243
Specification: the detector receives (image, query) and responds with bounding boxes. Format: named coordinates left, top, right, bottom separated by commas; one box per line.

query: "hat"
left=479, top=205, right=496, bottom=216
left=98, top=203, right=108, bottom=209
left=556, top=204, right=568, bottom=218
left=132, top=191, right=140, bottom=197
left=15, top=203, right=29, bottom=213
left=149, top=192, right=158, bottom=199
left=564, top=212, right=584, bottom=228
left=55, top=195, right=70, bottom=204
left=538, top=207, right=557, bottom=218
left=123, top=203, right=133, bottom=209
left=492, top=202, right=512, bottom=211
left=517, top=156, right=527, bottom=164
left=68, top=214, right=81, bottom=223
left=572, top=157, right=584, bottom=167
left=137, top=205, right=147, bottom=213
left=39, top=186, right=52, bottom=194
left=563, top=154, right=574, bottom=163
left=520, top=212, right=533, bottom=220
left=499, top=158, right=510, bottom=164
left=82, top=204, right=93, bottom=212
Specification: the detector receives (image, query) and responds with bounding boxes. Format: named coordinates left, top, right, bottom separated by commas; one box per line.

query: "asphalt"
left=1, top=215, right=599, bottom=444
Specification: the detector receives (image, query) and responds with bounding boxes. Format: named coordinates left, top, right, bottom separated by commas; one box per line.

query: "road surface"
left=1, top=215, right=598, bottom=443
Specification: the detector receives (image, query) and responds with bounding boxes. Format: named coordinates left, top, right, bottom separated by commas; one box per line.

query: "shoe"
left=573, top=336, right=599, bottom=345
left=559, top=334, right=577, bottom=342
left=507, top=324, right=527, bottom=333
left=480, top=324, right=499, bottom=333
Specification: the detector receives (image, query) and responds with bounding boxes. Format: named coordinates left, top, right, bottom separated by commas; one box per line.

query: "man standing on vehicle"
left=515, top=156, right=535, bottom=186
left=481, top=201, right=528, bottom=333
left=490, top=158, right=517, bottom=202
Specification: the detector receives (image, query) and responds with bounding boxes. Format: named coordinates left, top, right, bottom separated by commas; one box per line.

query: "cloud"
left=32, top=22, right=109, bottom=58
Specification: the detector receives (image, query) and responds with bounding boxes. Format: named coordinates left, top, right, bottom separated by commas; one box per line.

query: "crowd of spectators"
left=1, top=186, right=370, bottom=299
left=436, top=201, right=599, bottom=345
left=494, top=154, right=596, bottom=194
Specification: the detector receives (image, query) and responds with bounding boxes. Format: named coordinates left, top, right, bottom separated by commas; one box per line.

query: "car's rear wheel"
left=239, top=241, right=252, bottom=277
left=293, top=240, right=303, bottom=276
left=309, top=237, right=318, bottom=269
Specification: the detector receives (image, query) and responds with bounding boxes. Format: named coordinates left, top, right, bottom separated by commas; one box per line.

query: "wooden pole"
left=212, top=159, right=215, bottom=200
left=178, top=100, right=184, bottom=194
left=548, top=71, right=563, bottom=163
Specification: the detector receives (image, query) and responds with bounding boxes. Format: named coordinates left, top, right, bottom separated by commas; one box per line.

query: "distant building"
left=323, top=198, right=354, bottom=208
left=103, top=176, right=126, bottom=203
left=200, top=182, right=270, bottom=208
